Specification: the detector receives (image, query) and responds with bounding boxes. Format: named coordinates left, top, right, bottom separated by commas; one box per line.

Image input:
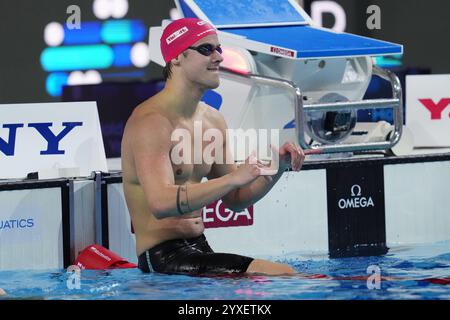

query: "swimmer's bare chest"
left=171, top=138, right=212, bottom=185
left=172, top=161, right=212, bottom=185
left=170, top=116, right=218, bottom=184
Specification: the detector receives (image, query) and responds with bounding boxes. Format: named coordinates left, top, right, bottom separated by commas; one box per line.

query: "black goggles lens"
left=189, top=44, right=222, bottom=56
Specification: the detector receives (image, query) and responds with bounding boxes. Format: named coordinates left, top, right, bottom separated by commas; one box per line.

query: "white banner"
left=0, top=102, right=107, bottom=179
left=0, top=187, right=63, bottom=270
left=107, top=183, right=137, bottom=264
left=406, top=75, right=450, bottom=147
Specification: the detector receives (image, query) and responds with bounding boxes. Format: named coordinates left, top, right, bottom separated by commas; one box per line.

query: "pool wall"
left=1, top=153, right=449, bottom=270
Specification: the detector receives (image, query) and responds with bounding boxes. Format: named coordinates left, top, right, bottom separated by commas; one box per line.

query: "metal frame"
left=220, top=65, right=403, bottom=154
left=94, top=171, right=105, bottom=246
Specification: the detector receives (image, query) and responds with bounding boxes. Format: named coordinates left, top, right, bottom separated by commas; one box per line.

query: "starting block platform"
left=176, top=0, right=403, bottom=59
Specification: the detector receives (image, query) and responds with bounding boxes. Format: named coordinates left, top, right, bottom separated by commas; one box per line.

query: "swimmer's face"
left=179, top=34, right=223, bottom=89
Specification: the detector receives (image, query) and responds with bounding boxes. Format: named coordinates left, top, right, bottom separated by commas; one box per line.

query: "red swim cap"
left=74, top=244, right=137, bottom=270
left=160, top=18, right=217, bottom=64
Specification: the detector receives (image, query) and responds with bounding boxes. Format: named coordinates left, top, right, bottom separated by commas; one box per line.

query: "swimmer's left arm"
left=207, top=111, right=305, bottom=211
left=211, top=143, right=306, bottom=211
left=222, top=170, right=285, bottom=212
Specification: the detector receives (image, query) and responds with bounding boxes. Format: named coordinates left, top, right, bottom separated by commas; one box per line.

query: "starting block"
left=150, top=0, right=405, bottom=156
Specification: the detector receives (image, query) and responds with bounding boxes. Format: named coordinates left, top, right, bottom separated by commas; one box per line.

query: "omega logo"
left=338, top=184, right=374, bottom=209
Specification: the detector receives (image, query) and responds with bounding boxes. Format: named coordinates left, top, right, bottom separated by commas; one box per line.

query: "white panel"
left=72, top=180, right=95, bottom=257
left=0, top=188, right=63, bottom=270
left=0, top=101, right=107, bottom=179
left=205, top=169, right=329, bottom=256
left=107, top=183, right=137, bottom=264
left=385, top=161, right=450, bottom=245
left=148, top=26, right=164, bottom=67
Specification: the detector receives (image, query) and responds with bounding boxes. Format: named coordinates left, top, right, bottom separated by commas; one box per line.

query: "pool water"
left=1, top=241, right=450, bottom=300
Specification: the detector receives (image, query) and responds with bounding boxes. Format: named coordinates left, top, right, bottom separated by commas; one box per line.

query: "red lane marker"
left=299, top=274, right=450, bottom=285
left=191, top=273, right=450, bottom=285
left=422, top=277, right=450, bottom=285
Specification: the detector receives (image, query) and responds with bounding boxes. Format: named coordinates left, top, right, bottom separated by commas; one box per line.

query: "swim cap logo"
left=90, top=246, right=112, bottom=261
left=197, top=20, right=208, bottom=26
left=196, top=28, right=216, bottom=37
left=166, top=26, right=189, bottom=45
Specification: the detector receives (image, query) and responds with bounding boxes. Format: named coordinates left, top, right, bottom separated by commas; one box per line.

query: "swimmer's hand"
left=230, top=151, right=276, bottom=186
left=274, top=142, right=321, bottom=172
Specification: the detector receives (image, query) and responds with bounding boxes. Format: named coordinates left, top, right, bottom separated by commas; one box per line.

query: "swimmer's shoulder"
left=200, top=102, right=228, bottom=130
left=125, top=98, right=174, bottom=139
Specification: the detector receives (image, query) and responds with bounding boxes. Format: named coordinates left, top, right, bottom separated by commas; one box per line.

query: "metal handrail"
left=219, top=65, right=403, bottom=154
left=303, top=99, right=399, bottom=112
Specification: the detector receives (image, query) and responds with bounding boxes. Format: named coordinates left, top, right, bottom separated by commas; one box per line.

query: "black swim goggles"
left=188, top=43, right=223, bottom=56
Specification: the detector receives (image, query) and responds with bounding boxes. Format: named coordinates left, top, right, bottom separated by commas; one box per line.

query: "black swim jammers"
left=138, top=234, right=254, bottom=275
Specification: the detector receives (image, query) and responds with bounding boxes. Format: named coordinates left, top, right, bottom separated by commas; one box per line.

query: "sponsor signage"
left=406, top=75, right=450, bottom=147
left=0, top=102, right=107, bottom=179
left=326, top=163, right=387, bottom=258
left=0, top=185, right=68, bottom=270
left=270, top=46, right=295, bottom=58
left=203, top=199, right=253, bottom=228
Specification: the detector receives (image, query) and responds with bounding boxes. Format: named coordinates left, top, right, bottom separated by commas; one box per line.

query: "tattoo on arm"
left=176, top=184, right=192, bottom=215
left=176, top=185, right=183, bottom=215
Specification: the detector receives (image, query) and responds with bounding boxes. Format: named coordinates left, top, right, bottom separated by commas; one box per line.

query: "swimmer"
left=121, top=18, right=317, bottom=276
left=0, top=288, right=6, bottom=296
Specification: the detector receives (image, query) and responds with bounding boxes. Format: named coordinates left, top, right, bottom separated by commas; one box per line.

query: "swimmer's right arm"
left=130, top=115, right=264, bottom=219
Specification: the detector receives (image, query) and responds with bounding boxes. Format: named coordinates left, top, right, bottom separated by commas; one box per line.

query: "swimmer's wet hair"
left=162, top=52, right=188, bottom=81
left=163, top=62, right=172, bottom=81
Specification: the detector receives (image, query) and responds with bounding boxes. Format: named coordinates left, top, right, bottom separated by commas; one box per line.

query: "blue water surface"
left=1, top=241, right=450, bottom=300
